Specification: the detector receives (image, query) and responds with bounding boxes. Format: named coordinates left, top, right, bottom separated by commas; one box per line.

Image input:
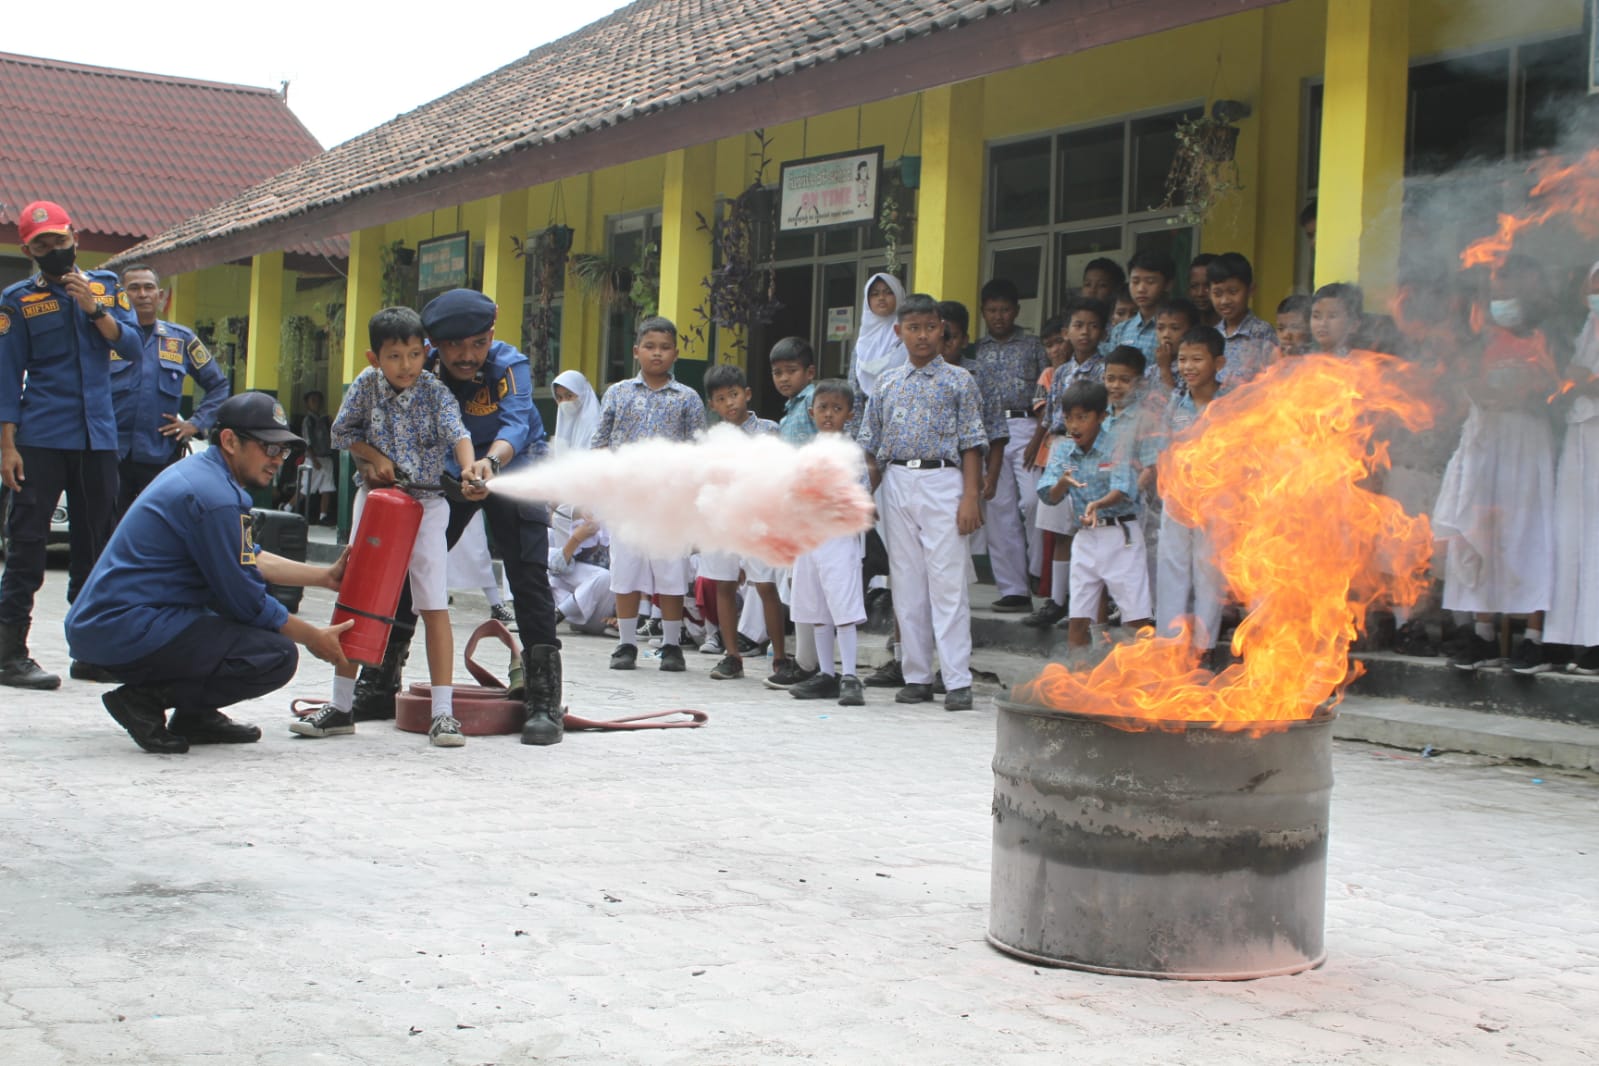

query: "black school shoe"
left=103, top=686, right=187, bottom=754
left=709, top=654, right=743, bottom=680
left=610, top=643, right=639, bottom=670
left=168, top=709, right=262, bottom=744
left=1021, top=600, right=1068, bottom=628
left=943, top=686, right=973, bottom=712
left=838, top=675, right=865, bottom=706
left=763, top=658, right=813, bottom=690
left=895, top=682, right=935, bottom=704
left=990, top=595, right=1032, bottom=613
left=863, top=659, right=904, bottom=688
left=789, top=672, right=841, bottom=700
left=1570, top=646, right=1599, bottom=675
left=1510, top=640, right=1558, bottom=675
left=659, top=644, right=686, bottom=672
left=1448, top=635, right=1503, bottom=671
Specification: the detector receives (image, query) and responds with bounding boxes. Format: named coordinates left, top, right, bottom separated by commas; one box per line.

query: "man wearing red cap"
left=0, top=200, right=141, bottom=689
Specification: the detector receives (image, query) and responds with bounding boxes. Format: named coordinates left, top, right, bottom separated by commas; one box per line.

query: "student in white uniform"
left=859, top=293, right=987, bottom=711
left=547, top=505, right=615, bottom=636
left=787, top=379, right=868, bottom=706
left=445, top=511, right=515, bottom=625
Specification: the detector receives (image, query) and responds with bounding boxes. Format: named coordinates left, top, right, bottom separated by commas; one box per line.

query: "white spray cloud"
left=489, top=425, right=876, bottom=566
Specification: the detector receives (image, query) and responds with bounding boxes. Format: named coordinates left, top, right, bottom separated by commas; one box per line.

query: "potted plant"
left=690, top=129, right=782, bottom=357
left=1159, top=102, right=1249, bottom=226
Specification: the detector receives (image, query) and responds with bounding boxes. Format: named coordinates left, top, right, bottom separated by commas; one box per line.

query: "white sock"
left=484, top=587, right=504, bottom=607
left=1051, top=561, right=1070, bottom=605
left=814, top=623, right=837, bottom=676
left=795, top=623, right=819, bottom=671
left=662, top=619, right=682, bottom=647
left=331, top=675, right=356, bottom=711
left=1526, top=628, right=1543, bottom=644
left=837, top=624, right=859, bottom=677
left=619, top=618, right=638, bottom=647
left=431, top=685, right=453, bottom=719
left=1474, top=621, right=1494, bottom=641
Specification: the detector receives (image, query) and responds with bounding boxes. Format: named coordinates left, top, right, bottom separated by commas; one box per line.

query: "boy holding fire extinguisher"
left=291, top=308, right=493, bottom=747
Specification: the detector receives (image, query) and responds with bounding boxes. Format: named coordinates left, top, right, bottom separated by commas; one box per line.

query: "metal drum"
left=989, top=698, right=1333, bottom=980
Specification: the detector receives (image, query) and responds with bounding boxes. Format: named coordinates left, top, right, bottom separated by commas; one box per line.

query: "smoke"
left=489, top=425, right=876, bottom=565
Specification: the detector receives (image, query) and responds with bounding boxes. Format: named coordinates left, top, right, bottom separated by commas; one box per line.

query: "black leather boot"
left=520, top=644, right=564, bottom=746
left=0, top=621, right=61, bottom=690
left=350, top=623, right=413, bottom=722
left=103, top=685, right=186, bottom=754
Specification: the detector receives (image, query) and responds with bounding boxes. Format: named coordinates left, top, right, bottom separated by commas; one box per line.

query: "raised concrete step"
left=1334, top=695, right=1599, bottom=772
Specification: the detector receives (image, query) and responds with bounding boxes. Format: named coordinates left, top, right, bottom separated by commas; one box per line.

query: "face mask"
left=33, top=245, right=76, bottom=277
left=1586, top=294, right=1599, bottom=317
left=557, top=399, right=579, bottom=416
left=1488, top=299, right=1524, bottom=329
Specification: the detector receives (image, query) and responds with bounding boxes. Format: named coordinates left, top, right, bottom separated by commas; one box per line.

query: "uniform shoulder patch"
left=0, top=312, right=9, bottom=336
left=117, top=292, right=131, bottom=312
left=239, top=514, right=258, bottom=566
left=187, top=337, right=213, bottom=367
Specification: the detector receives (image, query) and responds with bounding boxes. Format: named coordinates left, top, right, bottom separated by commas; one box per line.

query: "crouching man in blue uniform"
left=348, top=289, right=564, bottom=745
left=66, top=393, right=353, bottom=754
left=113, top=263, right=230, bottom=512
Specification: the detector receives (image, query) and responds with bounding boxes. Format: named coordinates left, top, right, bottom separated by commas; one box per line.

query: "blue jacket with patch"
left=428, top=339, right=548, bottom=474
left=65, top=445, right=288, bottom=666
left=112, top=320, right=231, bottom=465
left=0, top=270, right=142, bottom=450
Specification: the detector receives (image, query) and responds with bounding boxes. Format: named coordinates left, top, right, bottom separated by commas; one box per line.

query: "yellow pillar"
left=1315, top=0, right=1409, bottom=300
left=658, top=143, right=717, bottom=360
left=341, top=226, right=385, bottom=386
left=166, top=270, right=200, bottom=329
left=483, top=190, right=529, bottom=352
left=912, top=81, right=984, bottom=308
left=243, top=251, right=283, bottom=392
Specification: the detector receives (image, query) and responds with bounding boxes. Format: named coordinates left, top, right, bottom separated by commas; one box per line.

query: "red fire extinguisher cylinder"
left=332, top=488, right=423, bottom=667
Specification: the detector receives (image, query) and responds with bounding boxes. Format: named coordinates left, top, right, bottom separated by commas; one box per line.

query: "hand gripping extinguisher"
left=332, top=488, right=424, bottom=667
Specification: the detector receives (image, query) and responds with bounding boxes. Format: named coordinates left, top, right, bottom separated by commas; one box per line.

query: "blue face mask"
left=1586, top=294, right=1599, bottom=317
left=1489, top=298, right=1523, bottom=329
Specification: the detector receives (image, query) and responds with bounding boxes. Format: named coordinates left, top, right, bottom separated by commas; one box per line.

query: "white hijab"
left=552, top=369, right=600, bottom=453
left=1571, top=260, right=1599, bottom=425
left=852, top=272, right=908, bottom=398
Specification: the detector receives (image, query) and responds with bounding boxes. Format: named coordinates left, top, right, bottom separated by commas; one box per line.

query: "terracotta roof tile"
left=119, top=0, right=1039, bottom=264
left=0, top=51, right=343, bottom=258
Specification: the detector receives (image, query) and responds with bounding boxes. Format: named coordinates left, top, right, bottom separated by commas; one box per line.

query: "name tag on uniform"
left=22, top=299, right=60, bottom=318
left=159, top=338, right=184, bottom=365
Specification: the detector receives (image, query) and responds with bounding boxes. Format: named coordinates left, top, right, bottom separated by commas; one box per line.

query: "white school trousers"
left=552, top=560, right=616, bottom=634
left=446, top=511, right=498, bottom=593
left=985, top=416, right=1040, bottom=597
left=1156, top=509, right=1223, bottom=650
left=881, top=465, right=972, bottom=689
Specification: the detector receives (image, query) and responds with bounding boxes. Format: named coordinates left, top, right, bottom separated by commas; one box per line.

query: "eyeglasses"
left=240, top=435, right=295, bottom=459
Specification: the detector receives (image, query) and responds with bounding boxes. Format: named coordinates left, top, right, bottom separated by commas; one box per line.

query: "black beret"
left=420, top=289, right=497, bottom=341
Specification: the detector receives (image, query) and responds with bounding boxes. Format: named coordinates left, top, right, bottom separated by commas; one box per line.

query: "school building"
left=115, top=0, right=1596, bottom=435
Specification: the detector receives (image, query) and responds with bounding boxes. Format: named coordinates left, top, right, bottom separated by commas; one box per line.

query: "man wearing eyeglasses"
left=66, top=392, right=354, bottom=755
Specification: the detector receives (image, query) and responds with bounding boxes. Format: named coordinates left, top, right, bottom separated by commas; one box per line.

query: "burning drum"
left=989, top=697, right=1333, bottom=980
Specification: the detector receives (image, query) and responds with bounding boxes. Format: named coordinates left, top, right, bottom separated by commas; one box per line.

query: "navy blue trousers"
left=100, top=616, right=298, bottom=715
left=0, top=446, right=118, bottom=625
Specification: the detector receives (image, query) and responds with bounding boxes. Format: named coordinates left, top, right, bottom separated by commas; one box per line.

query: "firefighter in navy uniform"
left=348, top=288, right=564, bottom=745
left=66, top=392, right=352, bottom=754
left=0, top=201, right=142, bottom=690
left=112, top=263, right=230, bottom=512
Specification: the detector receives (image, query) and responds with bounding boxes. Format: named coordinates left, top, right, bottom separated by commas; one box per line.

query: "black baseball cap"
left=215, top=391, right=304, bottom=445
left=421, top=288, right=497, bottom=341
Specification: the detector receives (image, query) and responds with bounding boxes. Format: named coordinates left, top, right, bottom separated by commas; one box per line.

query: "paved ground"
left=4, top=571, right=1598, bottom=1065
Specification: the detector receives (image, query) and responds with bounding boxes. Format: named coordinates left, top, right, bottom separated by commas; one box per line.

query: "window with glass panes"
left=985, top=108, right=1201, bottom=325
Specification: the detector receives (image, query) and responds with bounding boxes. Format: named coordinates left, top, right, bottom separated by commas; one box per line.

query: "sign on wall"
left=418, top=231, right=470, bottom=293
left=779, top=148, right=883, bottom=231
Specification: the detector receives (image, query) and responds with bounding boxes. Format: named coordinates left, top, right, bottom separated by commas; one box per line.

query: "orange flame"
left=1461, top=148, right=1599, bottom=269
left=1015, top=354, right=1434, bottom=731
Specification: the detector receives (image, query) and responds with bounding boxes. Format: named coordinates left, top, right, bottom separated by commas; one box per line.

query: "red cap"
left=17, top=201, right=72, bottom=244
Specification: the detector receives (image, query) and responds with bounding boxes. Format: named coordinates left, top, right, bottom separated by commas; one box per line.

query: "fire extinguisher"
left=332, top=488, right=424, bottom=667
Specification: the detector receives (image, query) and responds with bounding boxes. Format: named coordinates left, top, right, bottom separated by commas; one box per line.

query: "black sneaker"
left=736, top=633, right=767, bottom=656
left=1570, top=646, right=1599, bottom=675
left=838, top=675, right=865, bottom=706
left=1448, top=635, right=1502, bottom=671
left=168, top=709, right=261, bottom=745
left=639, top=618, right=661, bottom=639
left=990, top=595, right=1032, bottom=613
left=289, top=704, right=354, bottom=738
left=863, top=658, right=904, bottom=688
left=1510, top=640, right=1553, bottom=675
left=659, top=644, right=686, bottom=672
left=789, top=672, right=841, bottom=700
left=1021, top=600, right=1068, bottom=628
left=709, top=654, right=743, bottom=680
left=1393, top=621, right=1437, bottom=658
left=610, top=643, right=639, bottom=670
left=763, top=657, right=812, bottom=690
left=895, top=682, right=935, bottom=704
left=489, top=603, right=517, bottom=629
left=943, top=686, right=973, bottom=712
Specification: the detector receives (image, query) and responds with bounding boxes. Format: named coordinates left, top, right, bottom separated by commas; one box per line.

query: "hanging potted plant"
left=511, top=226, right=573, bottom=384
left=879, top=167, right=910, bottom=273
left=689, top=129, right=782, bottom=357
left=1159, top=101, right=1249, bottom=226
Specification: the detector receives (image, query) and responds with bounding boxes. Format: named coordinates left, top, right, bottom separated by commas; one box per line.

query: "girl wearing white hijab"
left=1544, top=260, right=1599, bottom=672
left=851, top=272, right=908, bottom=398
left=552, top=369, right=600, bottom=454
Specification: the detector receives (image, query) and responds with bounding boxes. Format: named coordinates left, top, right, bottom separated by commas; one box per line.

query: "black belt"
left=887, top=458, right=956, bottom=469
left=1003, top=408, right=1033, bottom=419
left=1089, top=513, right=1137, bottom=528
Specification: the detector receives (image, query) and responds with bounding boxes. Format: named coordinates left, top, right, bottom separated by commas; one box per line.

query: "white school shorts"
left=351, top=487, right=450, bottom=613
left=791, top=533, right=866, bottom=627
left=697, top=550, right=779, bottom=585
left=610, top=541, right=689, bottom=597
left=1069, top=519, right=1152, bottom=622
left=1034, top=468, right=1080, bottom=536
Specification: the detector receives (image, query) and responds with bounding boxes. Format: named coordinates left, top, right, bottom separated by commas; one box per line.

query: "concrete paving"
left=4, top=570, right=1598, bottom=1065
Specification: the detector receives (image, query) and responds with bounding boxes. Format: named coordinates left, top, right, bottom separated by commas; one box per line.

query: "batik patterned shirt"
left=1217, top=312, right=1280, bottom=386
left=973, top=332, right=1047, bottom=442
left=778, top=383, right=818, bottom=444
left=1037, top=428, right=1137, bottom=520
left=1046, top=354, right=1107, bottom=433
left=330, top=367, right=469, bottom=498
left=592, top=374, right=707, bottom=449
left=859, top=358, right=986, bottom=464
